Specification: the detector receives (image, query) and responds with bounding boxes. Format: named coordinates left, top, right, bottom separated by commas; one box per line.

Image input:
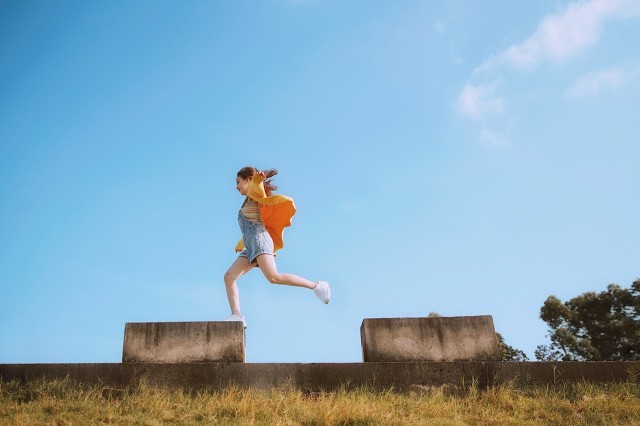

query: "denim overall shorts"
left=237, top=207, right=275, bottom=266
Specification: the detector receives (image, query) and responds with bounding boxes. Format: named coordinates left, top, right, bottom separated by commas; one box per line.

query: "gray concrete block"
left=122, top=321, right=245, bottom=363
left=360, top=316, right=500, bottom=362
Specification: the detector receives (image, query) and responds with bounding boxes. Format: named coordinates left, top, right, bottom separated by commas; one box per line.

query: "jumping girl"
left=222, top=167, right=331, bottom=328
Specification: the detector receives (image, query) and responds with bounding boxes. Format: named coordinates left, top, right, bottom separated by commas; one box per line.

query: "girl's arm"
left=248, top=173, right=267, bottom=199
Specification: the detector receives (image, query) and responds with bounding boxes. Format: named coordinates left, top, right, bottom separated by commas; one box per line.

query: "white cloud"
left=477, top=0, right=640, bottom=73
left=455, top=82, right=504, bottom=121
left=565, top=67, right=625, bottom=98
left=457, top=0, right=640, bottom=146
left=480, top=128, right=510, bottom=148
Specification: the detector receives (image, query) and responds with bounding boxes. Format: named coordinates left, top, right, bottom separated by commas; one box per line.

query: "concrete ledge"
left=123, top=322, right=245, bottom=363
left=361, top=316, right=500, bottom=362
left=1, top=362, right=638, bottom=392
left=488, top=362, right=640, bottom=387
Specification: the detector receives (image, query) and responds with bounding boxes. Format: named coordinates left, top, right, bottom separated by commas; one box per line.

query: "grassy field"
left=1, top=378, right=640, bottom=425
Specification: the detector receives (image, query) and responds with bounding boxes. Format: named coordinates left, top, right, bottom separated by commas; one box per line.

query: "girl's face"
left=236, top=175, right=251, bottom=195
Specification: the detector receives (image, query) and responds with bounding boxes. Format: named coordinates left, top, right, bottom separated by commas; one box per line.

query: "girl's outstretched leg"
left=256, top=254, right=331, bottom=303
left=255, top=254, right=316, bottom=288
left=223, top=256, right=254, bottom=316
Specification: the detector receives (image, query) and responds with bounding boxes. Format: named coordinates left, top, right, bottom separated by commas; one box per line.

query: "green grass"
left=1, top=378, right=640, bottom=425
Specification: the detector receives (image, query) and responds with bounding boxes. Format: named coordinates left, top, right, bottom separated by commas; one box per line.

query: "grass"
left=1, top=378, right=640, bottom=425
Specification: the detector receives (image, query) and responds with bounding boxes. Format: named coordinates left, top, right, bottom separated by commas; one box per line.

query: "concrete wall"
left=122, top=322, right=245, bottom=363
left=361, top=316, right=500, bottom=362
left=1, top=362, right=638, bottom=393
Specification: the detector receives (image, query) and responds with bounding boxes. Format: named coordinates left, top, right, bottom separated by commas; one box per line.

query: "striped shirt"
left=241, top=197, right=260, bottom=223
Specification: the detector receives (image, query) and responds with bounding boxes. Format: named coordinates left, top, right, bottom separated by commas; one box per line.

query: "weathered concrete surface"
left=0, top=362, right=480, bottom=392
left=488, top=362, right=640, bottom=387
left=1, top=362, right=638, bottom=393
left=122, top=322, right=245, bottom=363
left=361, top=316, right=500, bottom=362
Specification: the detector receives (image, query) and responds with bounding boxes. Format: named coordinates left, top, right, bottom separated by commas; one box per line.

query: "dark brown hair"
left=237, top=166, right=278, bottom=196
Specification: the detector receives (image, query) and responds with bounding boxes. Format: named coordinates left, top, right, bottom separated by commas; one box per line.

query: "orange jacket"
left=235, top=173, right=296, bottom=253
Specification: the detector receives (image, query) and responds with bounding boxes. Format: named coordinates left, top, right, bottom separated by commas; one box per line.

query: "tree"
left=535, top=279, right=640, bottom=361
left=496, top=332, right=529, bottom=361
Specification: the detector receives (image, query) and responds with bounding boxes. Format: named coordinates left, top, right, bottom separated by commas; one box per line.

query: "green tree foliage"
left=535, top=279, right=640, bottom=361
left=496, top=332, right=529, bottom=361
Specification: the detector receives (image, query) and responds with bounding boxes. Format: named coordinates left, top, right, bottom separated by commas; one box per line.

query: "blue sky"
left=1, top=0, right=639, bottom=363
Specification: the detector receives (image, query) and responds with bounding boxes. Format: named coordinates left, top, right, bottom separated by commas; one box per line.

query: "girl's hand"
left=257, top=170, right=266, bottom=178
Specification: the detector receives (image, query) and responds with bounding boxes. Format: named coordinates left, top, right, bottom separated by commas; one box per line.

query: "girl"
left=222, top=166, right=331, bottom=328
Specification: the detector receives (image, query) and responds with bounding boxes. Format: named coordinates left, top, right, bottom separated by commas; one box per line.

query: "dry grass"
left=1, top=378, right=639, bottom=425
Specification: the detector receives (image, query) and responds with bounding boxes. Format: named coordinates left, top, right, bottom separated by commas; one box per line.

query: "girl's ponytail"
left=260, top=168, right=278, bottom=196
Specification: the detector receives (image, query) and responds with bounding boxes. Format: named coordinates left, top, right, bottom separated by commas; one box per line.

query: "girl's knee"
left=266, top=273, right=282, bottom=284
left=224, top=271, right=236, bottom=284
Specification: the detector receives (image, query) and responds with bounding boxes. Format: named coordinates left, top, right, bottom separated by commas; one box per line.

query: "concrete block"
left=360, top=316, right=500, bottom=362
left=122, top=321, right=245, bottom=363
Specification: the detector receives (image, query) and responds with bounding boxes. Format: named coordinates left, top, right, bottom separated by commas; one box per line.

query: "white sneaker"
left=313, top=281, right=331, bottom=304
left=222, top=314, right=247, bottom=328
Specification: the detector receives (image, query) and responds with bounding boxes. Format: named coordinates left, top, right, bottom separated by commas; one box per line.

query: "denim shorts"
left=237, top=210, right=274, bottom=266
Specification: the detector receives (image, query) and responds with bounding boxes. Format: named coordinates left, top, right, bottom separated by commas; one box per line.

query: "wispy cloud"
left=565, top=66, right=638, bottom=98
left=480, top=128, right=510, bottom=149
left=477, top=0, right=640, bottom=73
left=434, top=17, right=454, bottom=35
left=456, top=0, right=640, bottom=146
left=435, top=16, right=465, bottom=64
left=455, top=82, right=504, bottom=122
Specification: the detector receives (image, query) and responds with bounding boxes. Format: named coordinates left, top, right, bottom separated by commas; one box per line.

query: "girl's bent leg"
left=256, top=254, right=317, bottom=289
left=223, top=256, right=254, bottom=315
